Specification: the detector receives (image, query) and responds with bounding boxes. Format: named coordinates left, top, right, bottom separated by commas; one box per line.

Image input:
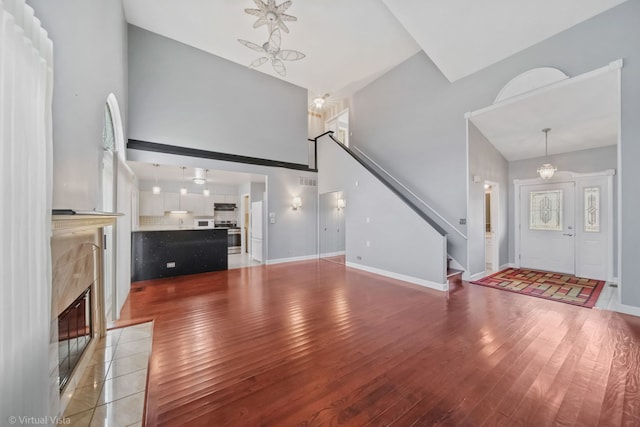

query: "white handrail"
left=353, top=146, right=468, bottom=240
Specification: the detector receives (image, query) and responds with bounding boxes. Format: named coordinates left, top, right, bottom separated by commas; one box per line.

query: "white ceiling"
left=122, top=0, right=627, bottom=93
left=128, top=161, right=266, bottom=185
left=381, top=0, right=628, bottom=82
left=469, top=70, right=619, bottom=161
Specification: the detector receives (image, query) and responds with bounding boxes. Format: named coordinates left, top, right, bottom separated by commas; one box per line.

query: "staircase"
left=314, top=131, right=464, bottom=289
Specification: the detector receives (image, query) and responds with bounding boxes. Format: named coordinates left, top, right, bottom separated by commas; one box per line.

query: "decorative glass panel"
left=584, top=187, right=600, bottom=232
left=530, top=190, right=563, bottom=231
left=102, top=104, right=115, bottom=151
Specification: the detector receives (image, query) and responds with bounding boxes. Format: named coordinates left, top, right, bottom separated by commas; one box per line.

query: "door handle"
left=563, top=233, right=574, bottom=237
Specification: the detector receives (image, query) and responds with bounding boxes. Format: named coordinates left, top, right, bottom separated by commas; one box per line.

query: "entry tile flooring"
left=63, top=322, right=153, bottom=427
left=228, top=252, right=261, bottom=269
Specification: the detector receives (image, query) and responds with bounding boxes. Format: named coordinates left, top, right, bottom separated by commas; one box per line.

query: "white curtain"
left=0, top=0, right=54, bottom=420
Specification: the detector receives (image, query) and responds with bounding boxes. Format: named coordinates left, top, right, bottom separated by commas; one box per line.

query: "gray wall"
left=351, top=0, right=640, bottom=306
left=27, top=0, right=128, bottom=211
left=127, top=149, right=317, bottom=262
left=468, top=123, right=508, bottom=276
left=508, top=145, right=618, bottom=269
left=128, top=25, right=308, bottom=165
left=318, top=136, right=447, bottom=287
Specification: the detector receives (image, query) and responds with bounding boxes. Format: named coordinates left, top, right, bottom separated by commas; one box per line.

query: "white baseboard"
left=611, top=303, right=640, bottom=318
left=266, top=254, right=318, bottom=265
left=319, top=251, right=346, bottom=258
left=346, top=262, right=448, bottom=292
left=500, top=263, right=516, bottom=269
left=467, top=271, right=488, bottom=281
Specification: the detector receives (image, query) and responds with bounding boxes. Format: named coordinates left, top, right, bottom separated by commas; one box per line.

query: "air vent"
left=299, top=177, right=317, bottom=187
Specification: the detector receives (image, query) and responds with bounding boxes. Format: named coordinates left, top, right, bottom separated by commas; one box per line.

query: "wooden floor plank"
left=115, top=260, right=640, bottom=426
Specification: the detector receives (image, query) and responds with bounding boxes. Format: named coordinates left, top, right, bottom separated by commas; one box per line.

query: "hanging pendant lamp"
left=537, top=128, right=557, bottom=180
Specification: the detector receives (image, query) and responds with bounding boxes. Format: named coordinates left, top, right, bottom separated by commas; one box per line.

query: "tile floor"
left=228, top=252, right=261, bottom=269
left=63, top=322, right=153, bottom=427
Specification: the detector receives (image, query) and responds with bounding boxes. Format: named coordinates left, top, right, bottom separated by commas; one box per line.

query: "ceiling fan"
left=244, top=0, right=297, bottom=34
left=238, top=28, right=305, bottom=77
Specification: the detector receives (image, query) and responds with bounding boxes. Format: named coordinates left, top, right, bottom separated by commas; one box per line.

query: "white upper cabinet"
left=163, top=192, right=180, bottom=211
left=182, top=193, right=205, bottom=216
left=224, top=195, right=239, bottom=205
left=139, top=191, right=164, bottom=216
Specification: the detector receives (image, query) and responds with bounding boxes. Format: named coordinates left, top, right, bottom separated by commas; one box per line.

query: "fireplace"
left=57, top=286, right=93, bottom=390
left=51, top=213, right=118, bottom=415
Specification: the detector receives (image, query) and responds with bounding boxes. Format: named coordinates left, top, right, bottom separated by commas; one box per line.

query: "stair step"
left=447, top=268, right=463, bottom=278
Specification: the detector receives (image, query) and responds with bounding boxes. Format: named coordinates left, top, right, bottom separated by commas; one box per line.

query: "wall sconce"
left=337, top=198, right=346, bottom=210
left=292, top=196, right=302, bottom=210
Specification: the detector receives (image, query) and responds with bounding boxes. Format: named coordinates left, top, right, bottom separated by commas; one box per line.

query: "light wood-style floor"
left=118, top=260, right=640, bottom=426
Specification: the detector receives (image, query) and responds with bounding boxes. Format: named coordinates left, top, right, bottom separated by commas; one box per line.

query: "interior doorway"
left=242, top=194, right=250, bottom=254
left=319, top=191, right=346, bottom=264
left=325, top=109, right=349, bottom=146
left=484, top=181, right=500, bottom=272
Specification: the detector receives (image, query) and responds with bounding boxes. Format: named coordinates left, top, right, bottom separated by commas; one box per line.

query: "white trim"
left=500, top=263, right=516, bottom=270
left=465, top=117, right=470, bottom=272
left=346, top=262, right=448, bottom=292
left=319, top=251, right=346, bottom=258
left=466, top=60, right=623, bottom=119
left=448, top=256, right=465, bottom=271
left=266, top=254, right=318, bottom=265
left=609, top=303, right=640, bottom=318
left=467, top=271, right=490, bottom=281
left=616, top=64, right=623, bottom=301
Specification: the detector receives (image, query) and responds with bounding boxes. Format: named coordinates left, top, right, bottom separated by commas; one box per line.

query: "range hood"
left=214, top=203, right=237, bottom=211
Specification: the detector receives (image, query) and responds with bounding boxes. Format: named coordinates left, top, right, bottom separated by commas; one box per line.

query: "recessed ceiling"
left=469, top=70, right=618, bottom=161
left=381, top=0, right=628, bottom=82
left=122, top=0, right=627, bottom=93
left=128, top=161, right=266, bottom=185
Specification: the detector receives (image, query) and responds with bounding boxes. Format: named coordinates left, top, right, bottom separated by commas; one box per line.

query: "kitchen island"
left=131, top=228, right=228, bottom=282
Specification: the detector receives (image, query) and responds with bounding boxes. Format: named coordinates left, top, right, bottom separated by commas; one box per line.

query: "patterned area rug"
left=471, top=268, right=605, bottom=308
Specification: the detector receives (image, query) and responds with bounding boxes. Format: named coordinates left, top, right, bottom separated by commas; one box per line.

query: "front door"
left=520, top=182, right=575, bottom=274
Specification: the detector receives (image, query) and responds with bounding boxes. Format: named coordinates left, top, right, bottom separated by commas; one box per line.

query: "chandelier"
left=537, top=128, right=557, bottom=180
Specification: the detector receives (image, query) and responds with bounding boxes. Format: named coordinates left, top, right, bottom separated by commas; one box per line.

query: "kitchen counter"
left=131, top=228, right=228, bottom=281
left=136, top=226, right=233, bottom=231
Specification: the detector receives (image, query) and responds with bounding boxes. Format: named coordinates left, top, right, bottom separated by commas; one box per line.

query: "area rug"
left=471, top=268, right=605, bottom=308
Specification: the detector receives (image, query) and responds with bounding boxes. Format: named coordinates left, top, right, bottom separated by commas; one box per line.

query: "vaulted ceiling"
left=122, top=0, right=627, bottom=96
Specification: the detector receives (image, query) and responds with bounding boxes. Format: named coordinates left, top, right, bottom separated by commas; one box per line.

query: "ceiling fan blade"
left=253, top=0, right=267, bottom=10
left=278, top=50, right=305, bottom=61
left=244, top=8, right=262, bottom=17
left=277, top=1, right=292, bottom=13
left=271, top=58, right=286, bottom=77
left=278, top=20, right=290, bottom=34
left=252, top=18, right=268, bottom=29
left=267, top=28, right=281, bottom=51
left=249, top=57, right=269, bottom=68
left=280, top=14, right=297, bottom=22
left=238, top=39, right=265, bottom=53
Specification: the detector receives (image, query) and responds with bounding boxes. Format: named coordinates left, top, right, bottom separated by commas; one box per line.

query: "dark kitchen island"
left=131, top=228, right=228, bottom=282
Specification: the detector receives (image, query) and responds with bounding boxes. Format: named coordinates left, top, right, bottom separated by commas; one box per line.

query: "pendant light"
left=180, top=166, right=187, bottom=195
left=171, top=167, right=188, bottom=214
left=203, top=169, right=210, bottom=197
left=537, top=128, right=557, bottom=180
left=152, top=164, right=161, bottom=195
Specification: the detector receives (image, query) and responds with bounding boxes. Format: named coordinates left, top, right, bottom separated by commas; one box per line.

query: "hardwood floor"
left=117, top=260, right=640, bottom=426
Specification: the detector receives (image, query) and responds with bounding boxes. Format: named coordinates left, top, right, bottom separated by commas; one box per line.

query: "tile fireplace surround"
left=51, top=214, right=117, bottom=416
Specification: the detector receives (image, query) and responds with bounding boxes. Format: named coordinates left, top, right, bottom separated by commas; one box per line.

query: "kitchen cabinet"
left=139, top=191, right=164, bottom=216
left=212, top=195, right=226, bottom=204
left=204, top=198, right=215, bottom=216
left=224, top=195, right=238, bottom=205
left=163, top=192, right=180, bottom=211
left=182, top=193, right=205, bottom=216
left=212, top=194, right=239, bottom=205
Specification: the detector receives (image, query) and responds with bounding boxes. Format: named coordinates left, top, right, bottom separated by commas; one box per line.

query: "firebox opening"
left=58, top=286, right=93, bottom=391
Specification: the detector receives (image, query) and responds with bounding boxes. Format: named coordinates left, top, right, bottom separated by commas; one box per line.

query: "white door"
left=251, top=201, right=263, bottom=262
left=575, top=179, right=611, bottom=281
left=520, top=182, right=575, bottom=274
